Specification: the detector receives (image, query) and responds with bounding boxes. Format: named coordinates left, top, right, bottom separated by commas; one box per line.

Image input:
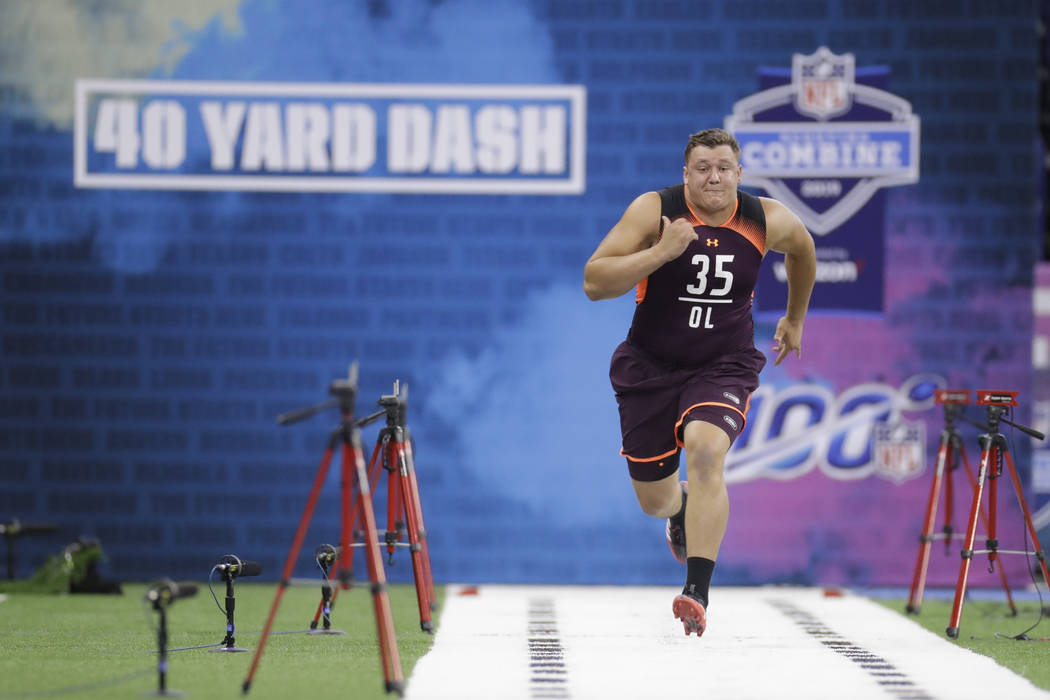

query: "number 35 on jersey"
left=684, top=253, right=734, bottom=329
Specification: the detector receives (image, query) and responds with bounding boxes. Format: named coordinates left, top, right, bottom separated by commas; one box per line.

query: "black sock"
left=684, top=557, right=715, bottom=607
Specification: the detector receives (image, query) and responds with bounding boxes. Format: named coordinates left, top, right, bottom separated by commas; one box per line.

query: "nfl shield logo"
left=792, top=47, right=854, bottom=120
left=873, top=419, right=925, bottom=483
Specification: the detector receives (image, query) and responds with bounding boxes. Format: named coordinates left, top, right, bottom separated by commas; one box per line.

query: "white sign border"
left=73, top=79, right=587, bottom=195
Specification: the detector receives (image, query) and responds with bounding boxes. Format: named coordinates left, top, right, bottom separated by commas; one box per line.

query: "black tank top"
left=627, top=185, right=767, bottom=368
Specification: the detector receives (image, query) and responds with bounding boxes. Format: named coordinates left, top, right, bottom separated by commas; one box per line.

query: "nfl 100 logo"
left=725, top=47, right=920, bottom=313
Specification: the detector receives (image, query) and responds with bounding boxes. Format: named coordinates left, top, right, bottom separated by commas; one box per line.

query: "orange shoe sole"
left=672, top=594, right=707, bottom=637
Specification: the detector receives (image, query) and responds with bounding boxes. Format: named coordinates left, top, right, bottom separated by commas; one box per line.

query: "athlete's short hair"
left=684, top=128, right=741, bottom=163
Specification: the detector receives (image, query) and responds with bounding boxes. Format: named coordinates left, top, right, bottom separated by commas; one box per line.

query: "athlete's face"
left=683, top=144, right=742, bottom=216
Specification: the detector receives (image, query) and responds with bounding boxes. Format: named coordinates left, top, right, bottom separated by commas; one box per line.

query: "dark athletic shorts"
left=609, top=339, right=766, bottom=482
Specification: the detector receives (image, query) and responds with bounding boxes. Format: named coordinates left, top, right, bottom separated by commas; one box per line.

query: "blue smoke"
left=422, top=283, right=643, bottom=525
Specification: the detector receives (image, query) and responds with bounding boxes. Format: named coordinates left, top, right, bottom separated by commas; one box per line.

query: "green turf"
left=0, top=581, right=443, bottom=700
left=872, top=594, right=1050, bottom=691
left=9, top=582, right=1045, bottom=699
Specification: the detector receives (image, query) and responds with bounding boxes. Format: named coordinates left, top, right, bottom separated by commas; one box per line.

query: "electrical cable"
left=207, top=564, right=226, bottom=615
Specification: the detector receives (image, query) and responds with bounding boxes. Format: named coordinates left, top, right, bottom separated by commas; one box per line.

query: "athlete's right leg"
left=608, top=339, right=689, bottom=558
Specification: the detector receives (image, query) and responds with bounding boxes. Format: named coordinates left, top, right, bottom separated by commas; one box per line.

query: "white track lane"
left=404, top=585, right=1050, bottom=700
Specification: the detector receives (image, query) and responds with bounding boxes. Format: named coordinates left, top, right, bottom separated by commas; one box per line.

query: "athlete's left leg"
left=680, top=419, right=731, bottom=560
left=671, top=419, right=730, bottom=636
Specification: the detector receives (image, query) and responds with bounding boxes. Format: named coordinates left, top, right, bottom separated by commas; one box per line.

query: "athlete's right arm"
left=583, top=192, right=697, bottom=301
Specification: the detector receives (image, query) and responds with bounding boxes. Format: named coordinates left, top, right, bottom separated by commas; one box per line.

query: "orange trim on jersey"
left=635, top=276, right=649, bottom=304
left=673, top=398, right=750, bottom=448
left=733, top=219, right=766, bottom=256
left=684, top=196, right=738, bottom=229
left=684, top=196, right=765, bottom=256
left=619, top=446, right=679, bottom=463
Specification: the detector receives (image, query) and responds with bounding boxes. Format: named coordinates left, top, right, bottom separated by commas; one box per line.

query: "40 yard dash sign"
left=73, top=79, right=587, bottom=195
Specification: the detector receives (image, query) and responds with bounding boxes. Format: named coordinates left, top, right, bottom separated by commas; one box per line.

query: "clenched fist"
left=655, top=216, right=698, bottom=263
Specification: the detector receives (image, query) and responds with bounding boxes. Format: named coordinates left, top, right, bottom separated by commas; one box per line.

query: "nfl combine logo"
left=873, top=420, right=926, bottom=484
left=724, top=46, right=921, bottom=313
left=724, top=46, right=919, bottom=235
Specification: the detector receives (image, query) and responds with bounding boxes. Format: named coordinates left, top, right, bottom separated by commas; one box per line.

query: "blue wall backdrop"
left=1, top=0, right=1047, bottom=590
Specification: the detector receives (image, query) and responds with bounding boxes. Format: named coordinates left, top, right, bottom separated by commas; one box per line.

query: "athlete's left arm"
left=761, top=197, right=816, bottom=366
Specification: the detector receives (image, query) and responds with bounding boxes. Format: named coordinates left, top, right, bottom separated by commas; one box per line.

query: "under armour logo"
left=706, top=238, right=719, bottom=247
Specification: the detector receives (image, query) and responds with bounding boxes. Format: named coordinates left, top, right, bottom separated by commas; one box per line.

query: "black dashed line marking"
left=527, top=598, right=570, bottom=699
left=770, top=599, right=937, bottom=700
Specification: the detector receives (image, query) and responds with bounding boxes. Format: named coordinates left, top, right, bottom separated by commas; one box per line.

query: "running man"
left=583, top=128, right=816, bottom=637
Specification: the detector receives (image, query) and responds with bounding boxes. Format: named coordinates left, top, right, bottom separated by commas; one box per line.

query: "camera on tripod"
left=934, top=389, right=970, bottom=405
left=243, top=363, right=407, bottom=697
left=975, top=391, right=1018, bottom=407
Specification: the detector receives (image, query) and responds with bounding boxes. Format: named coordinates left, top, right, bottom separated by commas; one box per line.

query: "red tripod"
left=946, top=390, right=1050, bottom=639
left=308, top=381, right=436, bottom=633
left=906, top=389, right=1015, bottom=615
left=241, top=365, right=403, bottom=696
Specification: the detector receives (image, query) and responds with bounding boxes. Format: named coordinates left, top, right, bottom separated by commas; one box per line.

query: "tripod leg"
left=327, top=436, right=357, bottom=630
left=947, top=445, right=992, bottom=639
left=370, top=440, right=393, bottom=566
left=907, top=436, right=950, bottom=614
left=368, top=440, right=385, bottom=496
left=960, top=445, right=1016, bottom=611
left=395, top=441, right=433, bottom=632
left=944, top=449, right=955, bottom=554
left=1002, top=448, right=1050, bottom=595
left=315, top=440, right=372, bottom=630
left=243, top=446, right=337, bottom=694
left=311, top=453, right=361, bottom=630
left=386, top=442, right=402, bottom=563
left=350, top=430, right=404, bottom=694
left=987, top=448, right=1000, bottom=574
left=404, top=435, right=436, bottom=607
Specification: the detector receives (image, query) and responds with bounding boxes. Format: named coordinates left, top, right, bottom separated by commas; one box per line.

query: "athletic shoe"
left=665, top=481, right=688, bottom=563
left=672, top=591, right=707, bottom=637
